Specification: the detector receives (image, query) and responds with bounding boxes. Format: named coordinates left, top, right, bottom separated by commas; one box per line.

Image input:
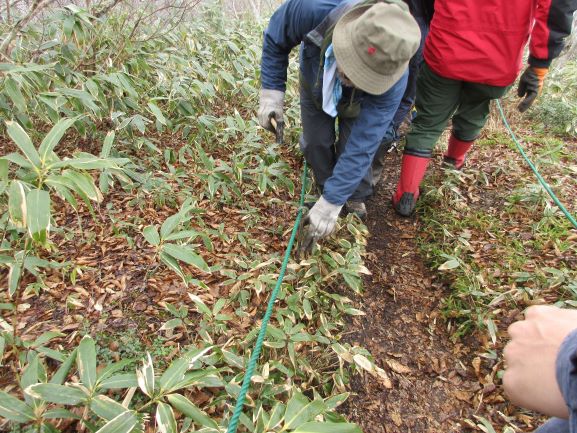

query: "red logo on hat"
left=367, top=46, right=376, bottom=55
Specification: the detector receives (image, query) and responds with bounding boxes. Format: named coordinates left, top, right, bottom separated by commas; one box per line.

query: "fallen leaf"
left=386, top=359, right=411, bottom=374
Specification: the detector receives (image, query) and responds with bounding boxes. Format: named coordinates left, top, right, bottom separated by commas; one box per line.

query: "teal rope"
left=226, top=162, right=308, bottom=433
left=496, top=99, right=577, bottom=229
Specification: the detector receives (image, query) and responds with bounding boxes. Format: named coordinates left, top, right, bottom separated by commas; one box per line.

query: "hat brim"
left=333, top=6, right=408, bottom=95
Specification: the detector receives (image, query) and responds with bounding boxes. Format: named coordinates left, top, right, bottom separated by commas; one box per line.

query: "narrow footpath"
left=341, top=152, right=482, bottom=433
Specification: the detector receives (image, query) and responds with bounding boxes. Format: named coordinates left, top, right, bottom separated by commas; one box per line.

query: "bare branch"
left=94, top=0, right=124, bottom=18
left=5, top=0, right=12, bottom=24
left=0, top=0, right=57, bottom=57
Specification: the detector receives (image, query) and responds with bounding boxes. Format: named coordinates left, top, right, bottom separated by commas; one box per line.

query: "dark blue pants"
left=298, top=87, right=376, bottom=201
left=535, top=418, right=569, bottom=433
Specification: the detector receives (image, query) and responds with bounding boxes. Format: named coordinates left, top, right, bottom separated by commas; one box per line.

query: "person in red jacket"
left=392, top=0, right=577, bottom=216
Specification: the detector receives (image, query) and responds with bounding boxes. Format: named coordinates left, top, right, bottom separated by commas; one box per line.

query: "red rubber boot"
left=392, top=154, right=431, bottom=216
left=443, top=135, right=474, bottom=170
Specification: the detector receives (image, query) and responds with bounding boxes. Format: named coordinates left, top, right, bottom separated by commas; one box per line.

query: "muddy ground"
left=341, top=150, right=518, bottom=433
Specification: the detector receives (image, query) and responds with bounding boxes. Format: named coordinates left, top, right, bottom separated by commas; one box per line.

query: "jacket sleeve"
left=322, top=72, right=408, bottom=206
left=555, top=328, right=577, bottom=432
left=529, top=0, right=577, bottom=67
left=261, top=0, right=336, bottom=91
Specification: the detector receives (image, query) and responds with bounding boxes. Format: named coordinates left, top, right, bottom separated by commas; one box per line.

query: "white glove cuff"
left=316, top=195, right=344, bottom=217
left=260, top=89, right=285, bottom=105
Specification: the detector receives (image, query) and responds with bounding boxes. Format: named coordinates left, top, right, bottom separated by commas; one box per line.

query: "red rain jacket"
left=424, top=0, right=577, bottom=86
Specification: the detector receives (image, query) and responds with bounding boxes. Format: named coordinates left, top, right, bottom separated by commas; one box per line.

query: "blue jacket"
left=535, top=329, right=577, bottom=433
left=261, top=0, right=407, bottom=205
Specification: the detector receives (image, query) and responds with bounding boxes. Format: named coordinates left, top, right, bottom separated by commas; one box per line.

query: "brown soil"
left=341, top=151, right=483, bottom=433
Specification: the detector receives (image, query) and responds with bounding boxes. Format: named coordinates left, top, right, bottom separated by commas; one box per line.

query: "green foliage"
left=1, top=335, right=370, bottom=432
left=417, top=138, right=577, bottom=340
left=0, top=4, right=376, bottom=433
left=530, top=60, right=577, bottom=137
left=0, top=118, right=128, bottom=294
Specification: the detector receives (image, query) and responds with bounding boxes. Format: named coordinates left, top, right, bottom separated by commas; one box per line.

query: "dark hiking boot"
left=391, top=153, right=431, bottom=217
left=392, top=192, right=416, bottom=217
left=345, top=200, right=367, bottom=220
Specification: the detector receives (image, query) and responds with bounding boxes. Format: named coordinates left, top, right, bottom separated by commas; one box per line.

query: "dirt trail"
left=342, top=152, right=480, bottom=433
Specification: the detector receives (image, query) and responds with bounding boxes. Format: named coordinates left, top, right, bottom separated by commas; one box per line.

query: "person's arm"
left=529, top=0, right=577, bottom=68
left=517, top=0, right=577, bottom=112
left=261, top=0, right=336, bottom=91
left=503, top=305, right=577, bottom=419
left=555, top=327, right=577, bottom=431
left=322, top=73, right=407, bottom=206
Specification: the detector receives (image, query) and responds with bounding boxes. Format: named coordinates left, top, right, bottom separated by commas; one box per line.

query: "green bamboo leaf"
left=95, top=410, right=138, bottom=433
left=0, top=391, right=35, bottom=423
left=44, top=174, right=80, bottom=209
left=30, top=331, right=64, bottom=348
left=4, top=77, right=27, bottom=112
left=159, top=252, right=186, bottom=281
left=35, top=346, right=65, bottom=362
left=160, top=212, right=185, bottom=239
left=59, top=88, right=100, bottom=113
left=61, top=170, right=102, bottom=202
left=148, top=102, right=167, bottom=125
left=50, top=349, right=77, bottom=385
left=26, top=189, right=51, bottom=243
left=0, top=336, right=5, bottom=367
left=438, top=259, right=460, bottom=271
left=187, top=294, right=212, bottom=316
left=5, top=120, right=40, bottom=168
left=159, top=346, right=212, bottom=392
left=0, top=158, right=7, bottom=179
left=324, top=393, right=350, bottom=411
left=78, top=335, right=97, bottom=391
left=21, top=353, right=41, bottom=405
left=166, top=394, right=218, bottom=429
left=91, top=395, right=127, bottom=421
left=2, top=153, right=33, bottom=169
left=156, top=402, right=177, bottom=433
left=44, top=408, right=81, bottom=419
left=159, top=318, right=183, bottom=331
left=1, top=63, right=54, bottom=73
left=283, top=394, right=326, bottom=431
left=97, top=359, right=134, bottom=382
left=101, top=131, right=116, bottom=158
left=163, top=230, right=200, bottom=241
left=136, top=353, right=155, bottom=397
left=50, top=156, right=129, bottom=170
left=7, top=262, right=20, bottom=296
left=221, top=349, right=244, bottom=369
left=143, top=225, right=160, bottom=246
left=292, top=422, right=363, bottom=433
left=115, top=72, right=138, bottom=97
left=266, top=402, right=285, bottom=431
left=25, top=383, right=87, bottom=405
left=162, top=243, right=209, bottom=272
left=99, top=373, right=138, bottom=390
left=8, top=180, right=27, bottom=227
left=38, top=117, right=78, bottom=162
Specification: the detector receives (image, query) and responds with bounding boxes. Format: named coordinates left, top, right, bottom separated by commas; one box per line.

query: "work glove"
left=257, top=89, right=284, bottom=133
left=517, top=66, right=549, bottom=113
left=299, top=196, right=343, bottom=255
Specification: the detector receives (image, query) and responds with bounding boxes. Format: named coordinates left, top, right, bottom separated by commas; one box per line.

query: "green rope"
left=496, top=99, right=577, bottom=230
left=226, top=162, right=308, bottom=433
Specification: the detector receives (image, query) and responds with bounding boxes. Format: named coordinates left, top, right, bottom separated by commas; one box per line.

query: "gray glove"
left=299, top=196, right=343, bottom=254
left=258, top=89, right=284, bottom=133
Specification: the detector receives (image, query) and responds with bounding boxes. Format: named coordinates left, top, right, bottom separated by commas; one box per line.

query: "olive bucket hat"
left=333, top=1, right=421, bottom=95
